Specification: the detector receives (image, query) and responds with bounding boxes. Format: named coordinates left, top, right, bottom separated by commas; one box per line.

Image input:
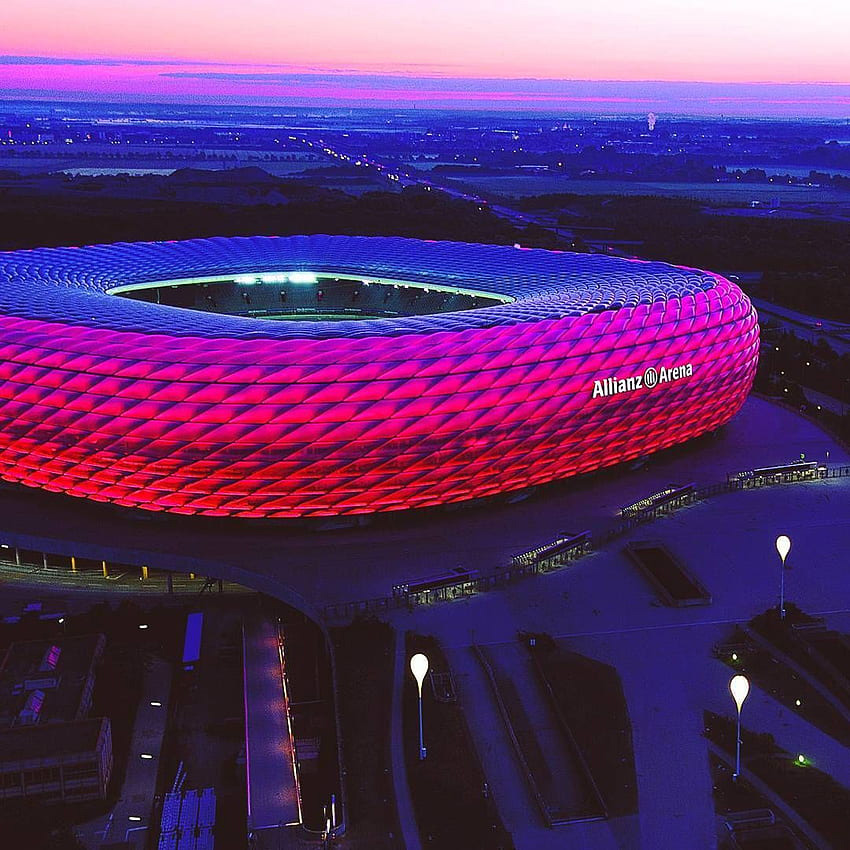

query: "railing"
left=0, top=557, right=249, bottom=596
left=1, top=464, right=847, bottom=621
left=473, top=645, right=555, bottom=827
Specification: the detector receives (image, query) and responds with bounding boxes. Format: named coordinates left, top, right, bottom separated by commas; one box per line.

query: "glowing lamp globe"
left=776, top=535, right=791, bottom=563
left=410, top=653, right=429, bottom=696
left=730, top=675, right=750, bottom=713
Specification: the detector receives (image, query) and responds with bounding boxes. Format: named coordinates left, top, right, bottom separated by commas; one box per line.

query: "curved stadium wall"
left=0, top=236, right=759, bottom=518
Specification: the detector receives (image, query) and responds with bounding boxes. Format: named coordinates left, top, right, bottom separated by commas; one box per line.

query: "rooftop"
left=0, top=634, right=105, bottom=728
left=0, top=235, right=725, bottom=340
left=0, top=716, right=108, bottom=764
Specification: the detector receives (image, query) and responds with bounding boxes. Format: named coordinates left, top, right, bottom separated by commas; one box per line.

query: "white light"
left=150, top=701, right=162, bottom=707
left=410, top=653, right=429, bottom=695
left=140, top=753, right=153, bottom=760
left=730, top=675, right=750, bottom=712
left=288, top=272, right=318, bottom=285
left=128, top=816, right=142, bottom=822
left=776, top=535, right=791, bottom=563
left=138, top=624, right=148, bottom=630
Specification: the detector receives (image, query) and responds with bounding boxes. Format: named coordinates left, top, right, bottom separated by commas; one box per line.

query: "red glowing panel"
left=0, top=236, right=758, bottom=517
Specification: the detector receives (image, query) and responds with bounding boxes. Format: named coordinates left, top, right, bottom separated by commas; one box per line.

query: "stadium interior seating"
left=121, top=275, right=504, bottom=321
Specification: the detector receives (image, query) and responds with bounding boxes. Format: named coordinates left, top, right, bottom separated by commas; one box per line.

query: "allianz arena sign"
left=592, top=363, right=695, bottom=399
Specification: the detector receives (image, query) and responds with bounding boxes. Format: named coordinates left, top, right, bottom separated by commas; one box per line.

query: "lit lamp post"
left=776, top=534, right=791, bottom=620
left=410, top=653, right=429, bottom=760
left=730, top=674, right=750, bottom=782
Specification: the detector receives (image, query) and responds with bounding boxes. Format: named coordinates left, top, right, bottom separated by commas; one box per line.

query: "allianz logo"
left=592, top=363, right=694, bottom=399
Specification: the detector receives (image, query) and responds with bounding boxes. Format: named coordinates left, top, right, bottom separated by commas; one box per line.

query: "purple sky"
left=2, top=0, right=850, bottom=115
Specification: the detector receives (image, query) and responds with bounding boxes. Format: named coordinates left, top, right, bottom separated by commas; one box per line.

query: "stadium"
left=0, top=235, right=759, bottom=518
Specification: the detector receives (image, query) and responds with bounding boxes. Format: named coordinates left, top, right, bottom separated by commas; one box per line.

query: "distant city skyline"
left=2, top=63, right=850, bottom=118
left=1, top=0, right=850, bottom=116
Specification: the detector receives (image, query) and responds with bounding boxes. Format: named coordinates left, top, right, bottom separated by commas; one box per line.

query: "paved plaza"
left=386, top=452, right=850, bottom=848
left=0, top=396, right=845, bottom=616
left=76, top=657, right=172, bottom=850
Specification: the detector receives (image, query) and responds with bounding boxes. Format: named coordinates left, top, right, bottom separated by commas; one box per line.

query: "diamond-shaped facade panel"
left=0, top=236, right=759, bottom=517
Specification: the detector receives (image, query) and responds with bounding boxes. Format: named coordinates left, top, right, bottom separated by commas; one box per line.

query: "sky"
left=2, top=0, right=850, bottom=114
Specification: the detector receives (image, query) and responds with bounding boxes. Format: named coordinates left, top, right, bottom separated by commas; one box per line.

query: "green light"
left=797, top=754, right=806, bottom=765
left=106, top=273, right=515, bottom=304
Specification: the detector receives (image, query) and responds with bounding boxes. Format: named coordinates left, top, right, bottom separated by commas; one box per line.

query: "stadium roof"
left=0, top=235, right=720, bottom=340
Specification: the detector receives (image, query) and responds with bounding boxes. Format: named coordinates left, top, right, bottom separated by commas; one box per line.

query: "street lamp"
left=730, top=674, right=750, bottom=782
left=776, top=534, right=791, bottom=620
left=410, top=653, right=429, bottom=760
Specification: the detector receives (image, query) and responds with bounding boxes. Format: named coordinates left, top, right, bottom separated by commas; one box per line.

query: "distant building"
left=0, top=634, right=113, bottom=805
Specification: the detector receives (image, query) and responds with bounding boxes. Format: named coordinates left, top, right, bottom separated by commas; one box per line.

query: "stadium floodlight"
left=410, top=653, right=429, bottom=759
left=776, top=534, right=791, bottom=620
left=730, top=675, right=750, bottom=781
left=288, top=272, right=318, bottom=284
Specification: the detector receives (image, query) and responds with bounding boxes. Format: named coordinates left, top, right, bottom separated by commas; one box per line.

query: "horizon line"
left=1, top=55, right=850, bottom=87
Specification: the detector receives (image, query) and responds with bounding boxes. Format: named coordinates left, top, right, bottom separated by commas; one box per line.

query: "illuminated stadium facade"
left=0, top=235, right=758, bottom=518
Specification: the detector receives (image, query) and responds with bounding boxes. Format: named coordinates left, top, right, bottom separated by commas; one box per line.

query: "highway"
left=751, top=296, right=850, bottom=355
left=292, top=133, right=577, bottom=243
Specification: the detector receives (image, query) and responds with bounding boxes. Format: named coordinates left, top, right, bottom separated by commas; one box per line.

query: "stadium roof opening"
left=106, top=270, right=514, bottom=323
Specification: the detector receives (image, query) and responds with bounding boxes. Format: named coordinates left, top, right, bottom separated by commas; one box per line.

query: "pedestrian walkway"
left=478, top=643, right=602, bottom=824
left=445, top=646, right=631, bottom=850
left=389, top=633, right=422, bottom=850
left=243, top=616, right=300, bottom=844
left=0, top=397, right=845, bottom=621
left=0, top=556, right=249, bottom=596
left=77, top=655, right=172, bottom=849
left=569, top=628, right=719, bottom=850
left=388, top=415, right=850, bottom=849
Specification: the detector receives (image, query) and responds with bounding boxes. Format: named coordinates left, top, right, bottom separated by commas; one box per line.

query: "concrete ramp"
left=243, top=616, right=301, bottom=839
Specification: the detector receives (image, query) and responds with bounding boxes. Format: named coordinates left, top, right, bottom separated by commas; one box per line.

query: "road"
left=752, top=296, right=850, bottom=355
left=292, top=134, right=575, bottom=243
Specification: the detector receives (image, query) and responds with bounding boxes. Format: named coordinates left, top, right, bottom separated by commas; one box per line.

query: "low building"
left=0, top=716, right=112, bottom=804
left=0, top=634, right=113, bottom=805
